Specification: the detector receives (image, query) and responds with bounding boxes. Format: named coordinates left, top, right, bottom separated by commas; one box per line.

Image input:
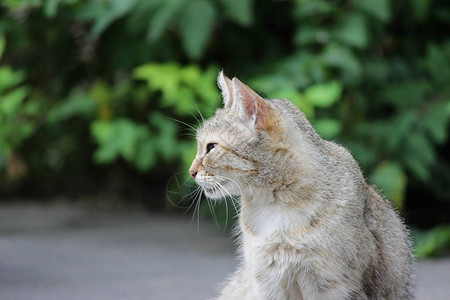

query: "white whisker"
left=167, top=116, right=198, bottom=132
left=181, top=88, right=207, bottom=123
left=184, top=186, right=202, bottom=214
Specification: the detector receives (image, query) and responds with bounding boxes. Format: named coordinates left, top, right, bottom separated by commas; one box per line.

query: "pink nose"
left=189, top=170, right=197, bottom=179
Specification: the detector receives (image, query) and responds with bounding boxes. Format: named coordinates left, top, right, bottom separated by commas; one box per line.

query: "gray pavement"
left=0, top=204, right=448, bottom=300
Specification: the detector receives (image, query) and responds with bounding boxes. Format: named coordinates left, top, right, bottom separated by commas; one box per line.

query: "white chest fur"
left=238, top=199, right=355, bottom=300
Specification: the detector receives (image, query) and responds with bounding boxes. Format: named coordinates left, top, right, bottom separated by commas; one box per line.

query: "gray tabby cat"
left=189, top=72, right=414, bottom=299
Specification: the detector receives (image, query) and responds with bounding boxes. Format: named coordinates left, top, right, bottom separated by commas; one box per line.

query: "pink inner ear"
left=232, top=78, right=261, bottom=121
left=231, top=77, right=276, bottom=131
left=243, top=94, right=257, bottom=117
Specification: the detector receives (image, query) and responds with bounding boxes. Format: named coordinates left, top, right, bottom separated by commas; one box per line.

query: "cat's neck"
left=237, top=141, right=355, bottom=237
left=239, top=186, right=327, bottom=237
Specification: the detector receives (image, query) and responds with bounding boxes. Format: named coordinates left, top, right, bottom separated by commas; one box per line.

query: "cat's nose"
left=189, top=158, right=201, bottom=179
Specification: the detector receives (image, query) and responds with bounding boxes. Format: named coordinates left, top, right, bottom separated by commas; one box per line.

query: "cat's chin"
left=199, top=177, right=241, bottom=199
left=203, top=186, right=225, bottom=200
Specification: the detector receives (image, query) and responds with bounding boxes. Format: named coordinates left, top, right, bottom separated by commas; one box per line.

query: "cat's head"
left=189, top=72, right=314, bottom=200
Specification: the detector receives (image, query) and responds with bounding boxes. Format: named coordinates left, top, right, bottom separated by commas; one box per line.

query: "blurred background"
left=0, top=0, right=449, bottom=276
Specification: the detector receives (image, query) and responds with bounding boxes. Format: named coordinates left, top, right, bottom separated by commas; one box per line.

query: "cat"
left=189, top=71, right=414, bottom=299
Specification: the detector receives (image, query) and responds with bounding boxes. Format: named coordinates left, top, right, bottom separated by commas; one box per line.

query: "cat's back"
left=271, top=97, right=414, bottom=298
left=362, top=184, right=415, bottom=298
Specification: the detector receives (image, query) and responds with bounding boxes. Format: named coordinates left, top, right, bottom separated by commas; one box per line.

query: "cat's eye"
left=206, top=143, right=217, bottom=154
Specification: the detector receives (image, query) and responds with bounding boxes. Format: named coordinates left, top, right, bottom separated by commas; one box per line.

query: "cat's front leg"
left=251, top=279, right=303, bottom=300
left=250, top=262, right=303, bottom=300
left=296, top=267, right=368, bottom=300
left=218, top=267, right=256, bottom=300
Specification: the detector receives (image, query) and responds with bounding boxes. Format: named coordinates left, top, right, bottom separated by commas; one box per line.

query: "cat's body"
left=190, top=72, right=414, bottom=299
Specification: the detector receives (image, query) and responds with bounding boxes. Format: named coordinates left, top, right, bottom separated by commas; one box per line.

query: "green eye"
left=206, top=143, right=217, bottom=153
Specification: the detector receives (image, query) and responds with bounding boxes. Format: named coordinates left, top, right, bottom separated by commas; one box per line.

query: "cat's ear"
left=217, top=71, right=233, bottom=109
left=231, top=77, right=276, bottom=131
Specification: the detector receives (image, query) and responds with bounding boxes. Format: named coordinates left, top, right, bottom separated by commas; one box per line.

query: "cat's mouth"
left=203, top=185, right=218, bottom=195
left=201, top=178, right=230, bottom=199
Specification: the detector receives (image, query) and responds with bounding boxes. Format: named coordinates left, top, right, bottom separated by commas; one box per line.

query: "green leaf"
left=91, top=119, right=151, bottom=164
left=134, top=63, right=180, bottom=94
left=133, top=63, right=217, bottom=116
left=135, top=139, right=156, bottom=171
left=304, top=81, right=342, bottom=108
left=47, top=91, right=97, bottom=123
left=354, top=0, right=391, bottom=23
left=250, top=74, right=298, bottom=95
left=321, top=43, right=362, bottom=82
left=370, top=161, right=407, bottom=209
left=0, top=67, right=26, bottom=93
left=0, top=35, right=6, bottom=60
left=295, top=0, right=334, bottom=18
left=295, top=26, right=330, bottom=46
left=23, top=99, right=40, bottom=115
left=414, top=225, right=450, bottom=258
left=149, top=112, right=179, bottom=161
left=402, top=133, right=435, bottom=181
left=91, top=121, right=119, bottom=162
left=383, top=111, right=416, bottom=153
left=77, top=0, right=139, bottom=36
left=426, top=44, right=450, bottom=87
left=383, top=80, right=431, bottom=110
left=194, top=66, right=221, bottom=116
left=44, top=0, right=59, bottom=18
left=365, top=60, right=393, bottom=82
left=179, top=0, right=216, bottom=60
left=333, top=14, right=368, bottom=49
left=147, top=0, right=184, bottom=41
left=219, top=0, right=253, bottom=26
left=0, top=87, right=30, bottom=115
left=313, top=118, right=342, bottom=139
left=423, top=101, right=450, bottom=144
left=100, top=0, right=138, bottom=35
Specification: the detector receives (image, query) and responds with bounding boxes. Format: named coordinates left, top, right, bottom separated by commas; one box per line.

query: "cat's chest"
left=244, top=234, right=304, bottom=264
left=240, top=204, right=324, bottom=267
left=240, top=201, right=314, bottom=236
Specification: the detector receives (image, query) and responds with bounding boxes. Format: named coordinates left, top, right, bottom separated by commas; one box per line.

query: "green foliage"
left=252, top=78, right=344, bottom=138
left=414, top=225, right=450, bottom=258
left=0, top=35, right=5, bottom=58
left=333, top=13, right=368, bottom=49
left=88, top=63, right=219, bottom=173
left=313, top=118, right=342, bottom=140
left=91, top=118, right=154, bottom=171
left=75, top=0, right=255, bottom=60
left=77, top=0, right=139, bottom=35
left=46, top=90, right=96, bottom=123
left=369, top=161, right=407, bottom=209
left=179, top=0, right=216, bottom=60
left=355, top=0, right=391, bottom=22
left=133, top=63, right=219, bottom=116
left=0, top=36, right=40, bottom=156
left=0, top=0, right=449, bottom=252
left=304, top=81, right=342, bottom=108
left=133, top=63, right=221, bottom=173
left=220, top=0, right=253, bottom=26
left=1, top=0, right=77, bottom=17
left=288, top=0, right=450, bottom=211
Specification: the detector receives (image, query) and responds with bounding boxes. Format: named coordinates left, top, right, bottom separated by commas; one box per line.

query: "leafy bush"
left=414, top=225, right=450, bottom=258
left=0, top=34, right=41, bottom=180
left=0, top=0, right=449, bottom=254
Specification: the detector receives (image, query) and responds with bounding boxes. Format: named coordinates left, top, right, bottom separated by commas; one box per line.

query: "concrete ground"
left=0, top=204, right=448, bottom=300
